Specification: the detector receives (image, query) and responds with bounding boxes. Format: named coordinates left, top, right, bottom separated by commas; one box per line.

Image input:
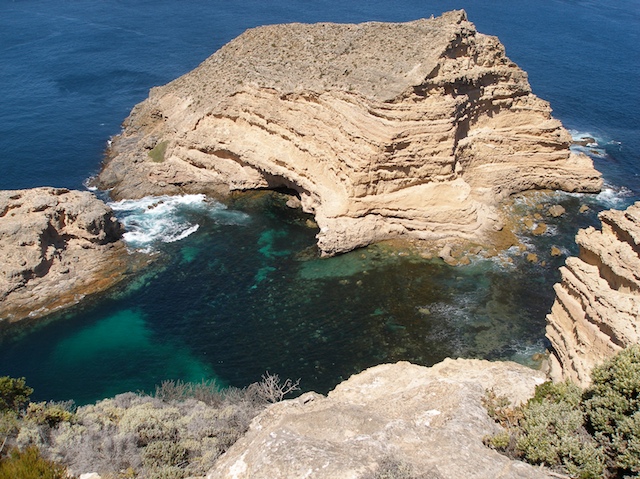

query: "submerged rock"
left=546, top=201, right=640, bottom=386
left=97, top=10, right=601, bottom=256
left=206, top=359, right=551, bottom=479
left=0, top=187, right=131, bottom=323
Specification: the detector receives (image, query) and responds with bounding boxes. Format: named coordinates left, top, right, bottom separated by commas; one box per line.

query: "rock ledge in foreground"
left=97, top=10, right=601, bottom=256
left=206, top=359, right=551, bottom=479
left=0, top=187, right=130, bottom=323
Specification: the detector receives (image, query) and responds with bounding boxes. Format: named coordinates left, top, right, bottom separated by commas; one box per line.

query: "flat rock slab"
left=207, top=359, right=552, bottom=479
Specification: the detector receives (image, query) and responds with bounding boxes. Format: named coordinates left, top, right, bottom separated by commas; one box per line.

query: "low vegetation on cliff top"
left=485, top=345, right=640, bottom=479
left=0, top=373, right=299, bottom=479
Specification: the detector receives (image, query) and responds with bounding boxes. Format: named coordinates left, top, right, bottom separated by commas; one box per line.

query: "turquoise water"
left=0, top=0, right=639, bottom=404
left=0, top=191, right=615, bottom=404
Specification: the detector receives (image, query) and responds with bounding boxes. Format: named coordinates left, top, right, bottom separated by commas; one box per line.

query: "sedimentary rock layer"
left=206, top=359, right=550, bottom=479
left=97, top=10, right=601, bottom=255
left=546, top=202, right=640, bottom=386
left=0, top=187, right=129, bottom=323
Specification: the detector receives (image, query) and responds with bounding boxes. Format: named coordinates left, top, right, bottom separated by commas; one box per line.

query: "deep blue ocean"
left=1, top=0, right=639, bottom=405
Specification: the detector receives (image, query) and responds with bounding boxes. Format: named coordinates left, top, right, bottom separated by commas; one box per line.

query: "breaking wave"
left=109, top=194, right=250, bottom=251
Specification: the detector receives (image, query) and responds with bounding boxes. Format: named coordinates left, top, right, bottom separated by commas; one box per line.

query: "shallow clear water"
left=0, top=0, right=638, bottom=404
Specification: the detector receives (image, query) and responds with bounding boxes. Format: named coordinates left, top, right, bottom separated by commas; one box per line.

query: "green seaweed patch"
left=148, top=140, right=168, bottom=163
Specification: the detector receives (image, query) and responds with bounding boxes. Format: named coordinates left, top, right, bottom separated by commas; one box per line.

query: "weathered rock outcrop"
left=546, top=202, right=640, bottom=386
left=0, top=187, right=129, bottom=323
left=97, top=10, right=601, bottom=256
left=206, top=359, right=550, bottom=479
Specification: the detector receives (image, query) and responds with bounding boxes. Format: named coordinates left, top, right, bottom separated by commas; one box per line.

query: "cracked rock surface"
left=206, top=359, right=552, bottom=479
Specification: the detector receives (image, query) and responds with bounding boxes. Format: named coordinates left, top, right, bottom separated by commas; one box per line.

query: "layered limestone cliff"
left=206, top=359, right=550, bottom=479
left=546, top=202, right=640, bottom=386
left=97, top=10, right=601, bottom=256
left=0, top=187, right=130, bottom=323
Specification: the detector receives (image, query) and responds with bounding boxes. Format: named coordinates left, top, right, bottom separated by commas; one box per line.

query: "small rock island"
left=96, top=10, right=601, bottom=256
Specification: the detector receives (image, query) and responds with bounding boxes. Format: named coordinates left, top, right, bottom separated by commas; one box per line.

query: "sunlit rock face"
left=97, top=10, right=601, bottom=256
left=546, top=202, right=640, bottom=386
left=206, top=359, right=552, bottom=479
left=0, top=187, right=129, bottom=323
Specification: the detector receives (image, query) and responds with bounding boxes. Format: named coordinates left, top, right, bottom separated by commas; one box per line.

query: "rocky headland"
left=546, top=201, right=640, bottom=386
left=96, top=10, right=601, bottom=256
left=0, top=187, right=131, bottom=324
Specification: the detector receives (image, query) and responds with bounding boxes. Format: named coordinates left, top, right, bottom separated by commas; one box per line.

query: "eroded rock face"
left=0, top=187, right=129, bottom=323
left=207, top=359, right=550, bottom=479
left=97, top=10, right=601, bottom=256
left=546, top=202, right=640, bottom=386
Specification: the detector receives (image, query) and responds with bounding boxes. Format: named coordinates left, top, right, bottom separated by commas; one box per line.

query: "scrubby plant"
left=250, top=372, right=300, bottom=403
left=0, top=446, right=66, bottom=479
left=0, top=376, right=33, bottom=413
left=484, top=345, right=640, bottom=478
left=583, top=345, right=640, bottom=476
left=25, top=401, right=75, bottom=428
left=155, top=379, right=225, bottom=406
left=0, top=373, right=300, bottom=478
left=20, top=373, right=300, bottom=479
left=148, top=140, right=168, bottom=163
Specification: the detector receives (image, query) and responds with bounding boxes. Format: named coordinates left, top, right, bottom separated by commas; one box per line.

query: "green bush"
left=25, top=402, right=75, bottom=428
left=142, top=440, right=187, bottom=469
left=0, top=446, right=66, bottom=479
left=485, top=346, right=640, bottom=478
left=0, top=377, right=33, bottom=413
left=0, top=373, right=299, bottom=478
left=510, top=381, right=606, bottom=478
left=584, top=345, right=640, bottom=475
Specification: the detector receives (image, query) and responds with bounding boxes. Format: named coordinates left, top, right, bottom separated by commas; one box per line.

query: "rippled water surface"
left=0, top=0, right=638, bottom=404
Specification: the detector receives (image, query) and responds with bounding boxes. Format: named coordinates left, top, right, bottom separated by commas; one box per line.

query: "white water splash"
left=109, top=194, right=249, bottom=251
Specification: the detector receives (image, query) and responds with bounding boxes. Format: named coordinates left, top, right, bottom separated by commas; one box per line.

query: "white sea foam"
left=569, top=129, right=600, bottom=143
left=109, top=194, right=249, bottom=251
left=595, top=185, right=634, bottom=209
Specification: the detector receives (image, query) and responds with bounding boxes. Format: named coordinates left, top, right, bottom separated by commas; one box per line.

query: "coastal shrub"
left=155, top=378, right=224, bottom=406
left=515, top=385, right=605, bottom=478
left=583, top=345, right=640, bottom=475
left=24, top=374, right=300, bottom=478
left=0, top=376, right=33, bottom=413
left=0, top=446, right=66, bottom=479
left=141, top=440, right=187, bottom=469
left=118, top=401, right=181, bottom=446
left=25, top=401, right=75, bottom=428
left=0, top=373, right=299, bottom=478
left=484, top=346, right=640, bottom=478
left=251, top=372, right=301, bottom=403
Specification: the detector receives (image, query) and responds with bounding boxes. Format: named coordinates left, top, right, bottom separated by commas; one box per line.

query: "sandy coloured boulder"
left=0, top=187, right=131, bottom=324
